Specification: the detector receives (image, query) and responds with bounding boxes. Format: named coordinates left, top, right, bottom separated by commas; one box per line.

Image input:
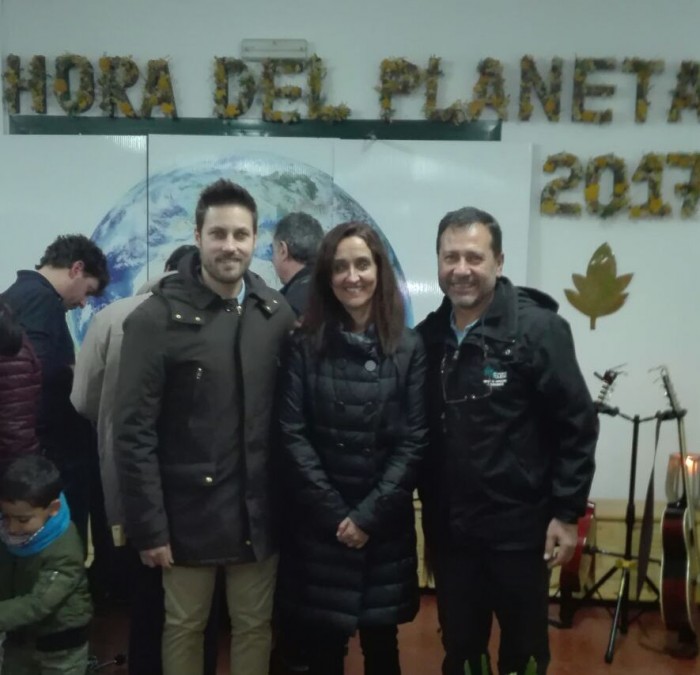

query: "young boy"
left=0, top=455, right=92, bottom=675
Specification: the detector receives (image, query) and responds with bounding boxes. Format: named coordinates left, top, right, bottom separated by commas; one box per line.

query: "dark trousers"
left=306, top=624, right=400, bottom=675
left=126, top=546, right=221, bottom=675
left=50, top=453, right=91, bottom=547
left=433, top=547, right=550, bottom=675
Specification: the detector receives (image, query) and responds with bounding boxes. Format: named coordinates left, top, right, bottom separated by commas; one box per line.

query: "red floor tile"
left=89, top=594, right=698, bottom=674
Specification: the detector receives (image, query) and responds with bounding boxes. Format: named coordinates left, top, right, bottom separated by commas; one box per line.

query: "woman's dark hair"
left=0, top=299, right=23, bottom=357
left=302, top=221, right=405, bottom=355
left=0, top=455, right=63, bottom=508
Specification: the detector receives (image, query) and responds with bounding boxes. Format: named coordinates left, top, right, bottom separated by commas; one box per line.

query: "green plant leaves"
left=565, top=243, right=633, bottom=329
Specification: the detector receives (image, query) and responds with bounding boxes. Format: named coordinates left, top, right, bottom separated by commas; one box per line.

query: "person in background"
left=114, top=179, right=296, bottom=675
left=0, top=455, right=92, bottom=675
left=71, top=245, right=197, bottom=544
left=417, top=207, right=597, bottom=675
left=0, top=300, right=41, bottom=479
left=71, top=244, right=218, bottom=675
left=276, top=221, right=427, bottom=675
left=269, top=211, right=324, bottom=675
left=272, top=212, right=324, bottom=317
left=2, top=235, right=109, bottom=544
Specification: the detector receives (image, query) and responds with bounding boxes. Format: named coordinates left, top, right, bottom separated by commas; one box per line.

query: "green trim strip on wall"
left=9, top=116, right=501, bottom=141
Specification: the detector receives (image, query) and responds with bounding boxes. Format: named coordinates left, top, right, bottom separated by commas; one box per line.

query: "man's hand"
left=336, top=517, right=369, bottom=549
left=139, top=544, right=174, bottom=568
left=543, top=518, right=578, bottom=569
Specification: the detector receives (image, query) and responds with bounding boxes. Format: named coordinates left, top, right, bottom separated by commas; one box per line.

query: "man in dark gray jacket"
left=271, top=211, right=323, bottom=318
left=114, top=180, right=295, bottom=675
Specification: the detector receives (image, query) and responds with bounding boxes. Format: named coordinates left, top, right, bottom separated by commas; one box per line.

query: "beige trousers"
left=162, top=554, right=278, bottom=675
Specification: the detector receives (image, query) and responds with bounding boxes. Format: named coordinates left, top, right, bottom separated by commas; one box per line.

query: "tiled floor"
left=90, top=594, right=698, bottom=674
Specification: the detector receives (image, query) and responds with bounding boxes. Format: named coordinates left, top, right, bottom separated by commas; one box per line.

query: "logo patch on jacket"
left=483, top=365, right=508, bottom=388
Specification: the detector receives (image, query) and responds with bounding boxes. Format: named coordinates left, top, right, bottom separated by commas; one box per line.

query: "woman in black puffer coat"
left=276, top=222, right=428, bottom=675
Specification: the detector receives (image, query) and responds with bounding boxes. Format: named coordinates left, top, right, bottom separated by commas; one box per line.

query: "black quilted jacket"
left=276, top=325, right=428, bottom=635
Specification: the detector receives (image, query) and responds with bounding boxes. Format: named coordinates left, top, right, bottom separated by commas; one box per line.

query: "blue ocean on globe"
left=69, top=152, right=412, bottom=343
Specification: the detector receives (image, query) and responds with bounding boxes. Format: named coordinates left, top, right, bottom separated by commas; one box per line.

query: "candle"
left=665, top=452, right=700, bottom=509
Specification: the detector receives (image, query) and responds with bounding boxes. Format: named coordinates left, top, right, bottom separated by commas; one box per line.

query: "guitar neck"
left=676, top=417, right=700, bottom=580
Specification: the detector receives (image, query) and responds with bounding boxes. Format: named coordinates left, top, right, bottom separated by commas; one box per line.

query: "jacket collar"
left=422, top=277, right=518, bottom=346
left=477, top=277, right=518, bottom=343
left=281, top=265, right=311, bottom=296
left=15, top=270, right=65, bottom=309
left=156, top=251, right=284, bottom=320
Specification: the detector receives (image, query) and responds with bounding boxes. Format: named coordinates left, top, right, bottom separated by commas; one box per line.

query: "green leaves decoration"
left=565, top=243, right=633, bottom=329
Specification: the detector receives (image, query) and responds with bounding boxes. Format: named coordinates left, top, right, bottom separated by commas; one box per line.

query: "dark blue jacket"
left=280, top=266, right=313, bottom=318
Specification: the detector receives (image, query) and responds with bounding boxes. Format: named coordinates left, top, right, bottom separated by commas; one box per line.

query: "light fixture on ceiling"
left=240, top=39, right=308, bottom=61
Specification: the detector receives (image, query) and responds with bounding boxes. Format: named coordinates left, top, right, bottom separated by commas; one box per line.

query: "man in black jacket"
left=2, top=234, right=109, bottom=543
left=114, top=179, right=295, bottom=675
left=271, top=212, right=323, bottom=317
left=417, top=207, right=597, bottom=675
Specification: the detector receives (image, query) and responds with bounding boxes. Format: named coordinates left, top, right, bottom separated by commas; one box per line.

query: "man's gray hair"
left=273, top=212, right=324, bottom=265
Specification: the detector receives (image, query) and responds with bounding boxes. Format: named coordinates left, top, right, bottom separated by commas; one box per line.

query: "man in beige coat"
left=71, top=246, right=195, bottom=533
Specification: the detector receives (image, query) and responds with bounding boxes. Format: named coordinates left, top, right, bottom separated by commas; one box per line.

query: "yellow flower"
left=544, top=99, right=557, bottom=114
left=161, top=102, right=175, bottom=116
left=613, top=182, right=626, bottom=196
left=118, top=100, right=134, bottom=116
left=224, top=103, right=240, bottom=117
left=467, top=100, right=484, bottom=118
left=520, top=101, right=533, bottom=117
left=635, top=100, right=648, bottom=120
left=54, top=78, right=68, bottom=94
left=540, top=199, right=557, bottom=215
left=649, top=197, right=663, bottom=213
left=585, top=183, right=600, bottom=203
left=99, top=57, right=112, bottom=72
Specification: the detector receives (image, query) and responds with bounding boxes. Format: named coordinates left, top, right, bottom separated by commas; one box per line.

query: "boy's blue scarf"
left=0, top=492, right=71, bottom=557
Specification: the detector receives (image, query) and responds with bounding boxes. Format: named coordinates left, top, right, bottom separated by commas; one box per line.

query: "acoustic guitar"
left=556, top=367, right=621, bottom=626
left=560, top=501, right=596, bottom=595
left=659, top=367, right=700, bottom=636
left=560, top=366, right=622, bottom=594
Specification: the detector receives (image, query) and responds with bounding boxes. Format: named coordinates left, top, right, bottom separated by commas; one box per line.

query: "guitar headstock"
left=659, top=366, right=683, bottom=417
left=593, top=365, right=624, bottom=411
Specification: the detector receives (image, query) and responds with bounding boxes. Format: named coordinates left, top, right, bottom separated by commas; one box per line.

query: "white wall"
left=2, top=0, right=699, bottom=501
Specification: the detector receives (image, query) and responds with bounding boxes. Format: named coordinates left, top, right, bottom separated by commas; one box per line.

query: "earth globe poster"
left=0, top=134, right=533, bottom=344
left=142, top=136, right=532, bottom=331
left=143, top=136, right=417, bottom=326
